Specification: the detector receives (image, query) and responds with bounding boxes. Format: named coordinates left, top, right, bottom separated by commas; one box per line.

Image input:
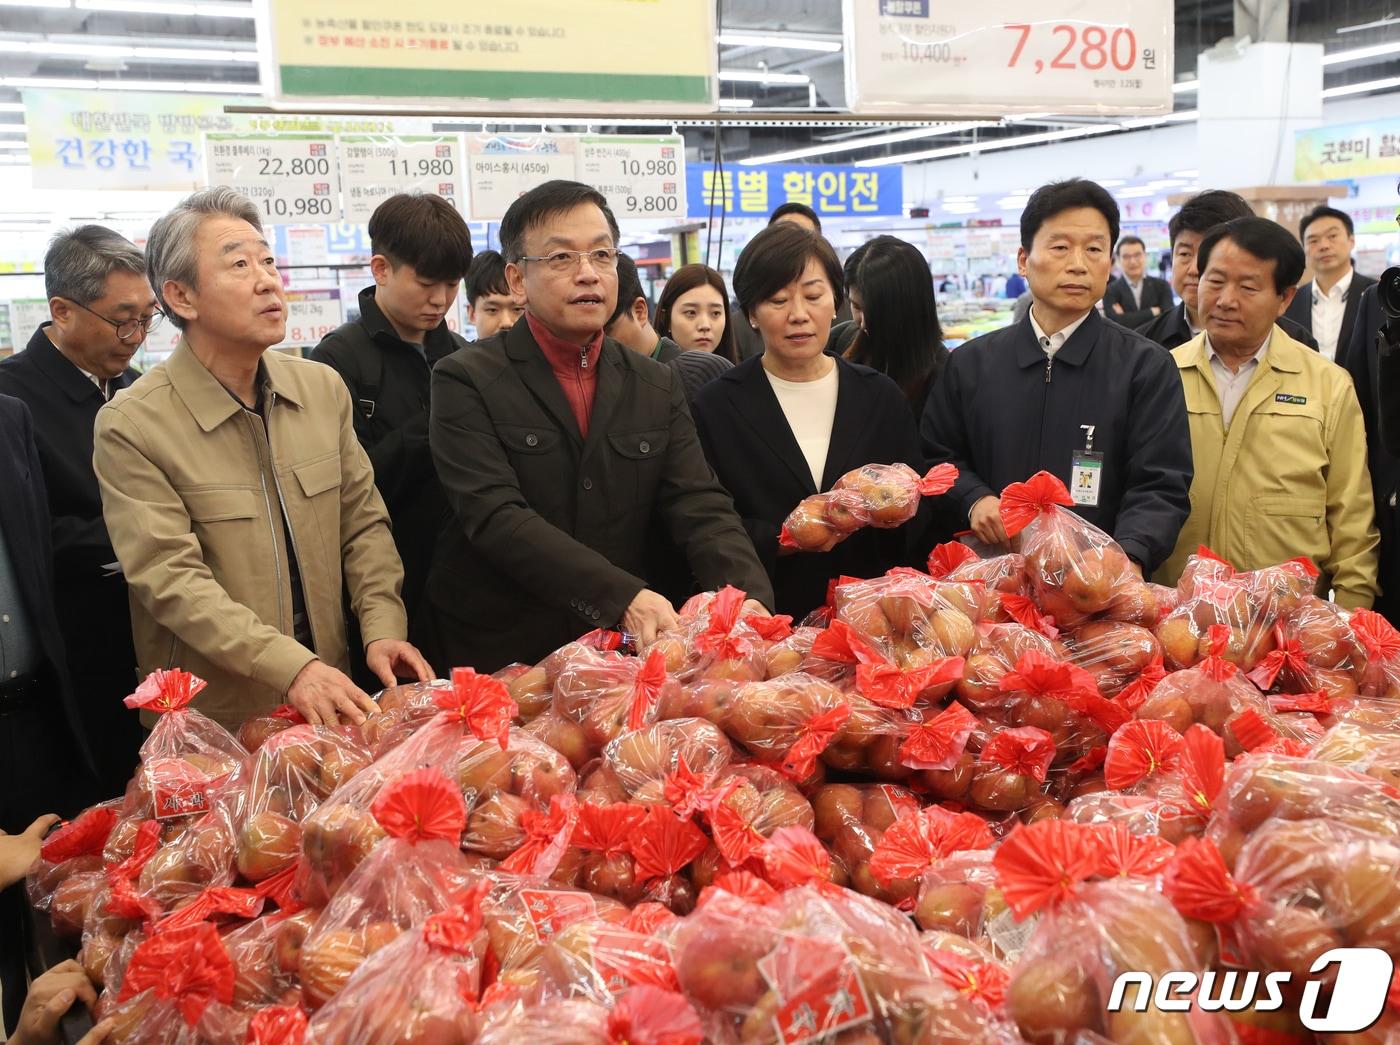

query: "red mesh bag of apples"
left=830, top=569, right=989, bottom=664
left=809, top=782, right=925, bottom=908
left=123, top=669, right=247, bottom=825
left=236, top=703, right=307, bottom=754
left=779, top=462, right=958, bottom=552
left=305, top=885, right=491, bottom=1044
left=543, top=647, right=680, bottom=769
left=718, top=673, right=852, bottom=784
left=1352, top=608, right=1400, bottom=700
left=297, top=767, right=476, bottom=1009
left=539, top=906, right=683, bottom=1003
left=26, top=802, right=120, bottom=934
left=359, top=678, right=455, bottom=756
left=99, top=921, right=238, bottom=1044
left=955, top=622, right=1064, bottom=713
left=993, top=820, right=1231, bottom=1045
left=927, top=540, right=1031, bottom=606
left=1246, top=595, right=1368, bottom=703
left=474, top=986, right=704, bottom=1045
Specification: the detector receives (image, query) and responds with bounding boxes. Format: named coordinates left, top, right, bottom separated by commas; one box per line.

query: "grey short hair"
left=44, top=226, right=145, bottom=305
left=146, top=186, right=263, bottom=330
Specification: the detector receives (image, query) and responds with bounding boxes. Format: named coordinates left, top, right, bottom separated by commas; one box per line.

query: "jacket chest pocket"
left=603, top=428, right=669, bottom=519
left=182, top=488, right=260, bottom=567
left=498, top=423, right=569, bottom=514
left=1244, top=401, right=1325, bottom=486
left=293, top=453, right=342, bottom=499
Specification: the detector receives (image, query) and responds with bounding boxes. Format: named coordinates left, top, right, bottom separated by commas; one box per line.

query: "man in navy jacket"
left=922, top=179, right=1193, bottom=575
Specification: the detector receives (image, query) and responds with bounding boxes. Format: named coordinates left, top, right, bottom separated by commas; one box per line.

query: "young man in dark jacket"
left=922, top=178, right=1193, bottom=576
left=311, top=194, right=471, bottom=651
left=426, top=181, right=772, bottom=672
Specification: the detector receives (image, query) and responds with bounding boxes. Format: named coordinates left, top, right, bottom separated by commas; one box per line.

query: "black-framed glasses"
left=64, top=298, right=164, bottom=344
left=518, top=248, right=620, bottom=273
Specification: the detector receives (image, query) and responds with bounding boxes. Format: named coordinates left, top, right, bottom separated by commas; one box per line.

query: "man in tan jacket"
left=1156, top=216, right=1378, bottom=606
left=94, top=188, right=431, bottom=730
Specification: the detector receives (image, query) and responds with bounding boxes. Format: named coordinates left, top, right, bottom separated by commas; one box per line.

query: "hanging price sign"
left=274, top=288, right=343, bottom=350
left=843, top=0, right=1173, bottom=116
left=204, top=134, right=343, bottom=224
left=578, top=136, right=686, bottom=221
left=338, top=135, right=465, bottom=224
left=465, top=135, right=578, bottom=220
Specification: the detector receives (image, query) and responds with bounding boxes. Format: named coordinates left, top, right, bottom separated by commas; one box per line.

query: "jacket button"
left=639, top=440, right=650, bottom=454
left=582, top=478, right=593, bottom=490
left=525, top=433, right=539, bottom=447
left=570, top=598, right=578, bottom=609
left=591, top=610, right=600, bottom=621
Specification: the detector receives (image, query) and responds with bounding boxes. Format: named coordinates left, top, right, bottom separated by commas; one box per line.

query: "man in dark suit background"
left=1284, top=205, right=1378, bottom=368
left=0, top=226, right=153, bottom=798
left=1103, top=235, right=1174, bottom=328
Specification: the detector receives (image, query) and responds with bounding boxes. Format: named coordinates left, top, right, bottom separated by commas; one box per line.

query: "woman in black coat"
left=691, top=223, right=932, bottom=621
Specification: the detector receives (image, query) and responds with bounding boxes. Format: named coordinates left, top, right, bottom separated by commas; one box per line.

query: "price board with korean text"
left=275, top=288, right=344, bottom=349
left=578, top=136, right=686, bottom=222
left=205, top=134, right=344, bottom=224
left=339, top=134, right=466, bottom=223
left=466, top=134, right=578, bottom=220
left=844, top=0, right=1173, bottom=115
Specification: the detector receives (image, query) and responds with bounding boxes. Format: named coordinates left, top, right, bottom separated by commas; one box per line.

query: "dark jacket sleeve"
left=1376, top=323, right=1400, bottom=462
left=1105, top=279, right=1162, bottom=330
left=1112, top=342, right=1194, bottom=572
left=429, top=354, right=647, bottom=629
left=309, top=335, right=433, bottom=512
left=1346, top=286, right=1382, bottom=456
left=655, top=378, right=776, bottom=609
left=691, top=394, right=783, bottom=580
left=920, top=347, right=997, bottom=520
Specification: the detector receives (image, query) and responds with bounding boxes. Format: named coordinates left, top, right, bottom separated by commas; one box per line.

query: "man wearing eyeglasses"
left=0, top=226, right=155, bottom=796
left=426, top=180, right=772, bottom=671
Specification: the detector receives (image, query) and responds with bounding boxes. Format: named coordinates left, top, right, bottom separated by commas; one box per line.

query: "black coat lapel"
left=820, top=361, right=878, bottom=489
left=505, top=320, right=584, bottom=446
left=581, top=342, right=626, bottom=464
left=728, top=358, right=819, bottom=495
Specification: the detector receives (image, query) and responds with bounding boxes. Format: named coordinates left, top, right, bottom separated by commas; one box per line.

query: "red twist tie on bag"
left=777, top=524, right=800, bottom=551
left=42, top=806, right=118, bottom=864
left=978, top=726, right=1056, bottom=783
left=628, top=649, right=669, bottom=732
left=246, top=1005, right=307, bottom=1045
left=706, top=789, right=769, bottom=869
left=780, top=702, right=851, bottom=780
left=154, top=886, right=264, bottom=934
left=371, top=766, right=466, bottom=843
left=998, top=649, right=1099, bottom=704
left=1200, top=625, right=1240, bottom=682
left=1268, top=691, right=1333, bottom=716
left=1069, top=745, right=1108, bottom=775
left=992, top=820, right=1106, bottom=919
left=625, top=902, right=680, bottom=935
left=499, top=793, right=579, bottom=877
left=252, top=864, right=302, bottom=913
left=423, top=880, right=490, bottom=953
left=437, top=667, right=518, bottom=749
left=662, top=756, right=721, bottom=821
left=1284, top=556, right=1321, bottom=579
left=927, top=541, right=977, bottom=579
left=900, top=701, right=979, bottom=771
left=1118, top=655, right=1167, bottom=713
left=124, top=668, right=208, bottom=713
left=1104, top=719, right=1185, bottom=789
left=809, top=619, right=885, bottom=665
left=759, top=825, right=835, bottom=893
left=1246, top=625, right=1307, bottom=690
left=695, top=586, right=753, bottom=661
left=1172, top=725, right=1226, bottom=821
left=107, top=819, right=162, bottom=881
left=1194, top=545, right=1235, bottom=570
left=107, top=872, right=161, bottom=922
left=268, top=704, right=306, bottom=724
left=917, top=462, right=960, bottom=496
left=857, top=656, right=965, bottom=711
left=1228, top=707, right=1285, bottom=754
left=574, top=802, right=647, bottom=857
left=120, top=921, right=235, bottom=1024
left=1163, top=837, right=1259, bottom=923
left=702, top=869, right=779, bottom=908
left=606, top=985, right=704, bottom=1045
left=745, top=613, right=794, bottom=641
left=1351, top=609, right=1400, bottom=663
left=998, top=471, right=1074, bottom=538
left=1095, top=822, right=1176, bottom=878
left=628, top=804, right=708, bottom=883
left=868, top=807, right=994, bottom=886
left=999, top=593, right=1060, bottom=639
left=927, top=950, right=1010, bottom=1010
left=579, top=629, right=625, bottom=651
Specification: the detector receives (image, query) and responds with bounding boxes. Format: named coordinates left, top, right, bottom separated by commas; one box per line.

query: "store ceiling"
left=0, top=0, right=1397, bottom=167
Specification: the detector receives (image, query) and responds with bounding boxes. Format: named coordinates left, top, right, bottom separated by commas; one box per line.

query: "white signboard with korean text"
left=465, top=134, right=578, bottom=220
left=844, top=0, right=1173, bottom=115
left=205, top=134, right=343, bottom=224
left=339, top=134, right=466, bottom=223
left=577, top=136, right=686, bottom=222
left=274, top=289, right=344, bottom=350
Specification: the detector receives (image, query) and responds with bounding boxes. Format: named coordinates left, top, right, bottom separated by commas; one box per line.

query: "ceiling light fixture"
left=856, top=123, right=1123, bottom=168
left=1322, top=41, right=1400, bottom=65
left=717, top=98, right=755, bottom=109
left=0, top=75, right=256, bottom=93
left=1172, top=79, right=1200, bottom=93
left=739, top=121, right=988, bottom=165
left=716, top=32, right=842, bottom=53
left=73, top=0, right=255, bottom=16
left=1321, top=75, right=1400, bottom=98
left=0, top=40, right=258, bottom=62
left=717, top=69, right=810, bottom=86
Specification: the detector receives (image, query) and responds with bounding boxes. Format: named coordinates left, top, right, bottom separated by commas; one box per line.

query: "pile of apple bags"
left=23, top=468, right=1400, bottom=1044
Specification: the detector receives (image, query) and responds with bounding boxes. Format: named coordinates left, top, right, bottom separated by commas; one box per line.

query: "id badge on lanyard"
left=1071, top=424, right=1103, bottom=507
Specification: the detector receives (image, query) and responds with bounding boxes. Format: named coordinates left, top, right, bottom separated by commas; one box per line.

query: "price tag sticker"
left=274, top=288, right=343, bottom=350
left=339, top=135, right=464, bottom=224
left=205, top=134, right=342, bottom=224
left=577, top=136, right=686, bottom=221
left=844, top=0, right=1174, bottom=115
left=465, top=134, right=579, bottom=220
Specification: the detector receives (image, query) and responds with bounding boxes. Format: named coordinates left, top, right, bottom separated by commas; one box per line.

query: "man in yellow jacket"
left=1156, top=216, right=1378, bottom=607
left=94, top=188, right=432, bottom=731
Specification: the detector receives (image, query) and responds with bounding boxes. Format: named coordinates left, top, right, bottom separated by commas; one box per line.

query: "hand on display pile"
left=8, top=959, right=96, bottom=1045
left=0, top=813, right=59, bottom=890
left=287, top=659, right=378, bottom=727
left=970, top=495, right=1009, bottom=546
left=365, top=638, right=434, bottom=689
left=622, top=588, right=680, bottom=648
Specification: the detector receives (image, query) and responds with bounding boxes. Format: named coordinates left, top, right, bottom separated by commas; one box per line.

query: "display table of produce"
left=23, top=471, right=1400, bottom=1043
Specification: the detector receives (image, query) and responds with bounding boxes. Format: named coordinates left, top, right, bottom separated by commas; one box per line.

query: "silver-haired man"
left=0, top=225, right=155, bottom=793
left=93, top=187, right=432, bottom=731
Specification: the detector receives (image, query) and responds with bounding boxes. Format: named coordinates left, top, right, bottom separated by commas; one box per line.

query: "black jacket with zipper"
left=309, top=286, right=467, bottom=645
left=921, top=308, right=1193, bottom=574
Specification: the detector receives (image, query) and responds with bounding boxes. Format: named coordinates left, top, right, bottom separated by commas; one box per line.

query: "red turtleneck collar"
left=526, top=312, right=603, bottom=438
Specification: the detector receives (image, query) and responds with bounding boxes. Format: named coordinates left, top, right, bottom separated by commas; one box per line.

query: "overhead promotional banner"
left=843, top=0, right=1174, bottom=115
left=268, top=0, right=715, bottom=110
left=686, top=163, right=904, bottom=219
left=22, top=89, right=258, bottom=191
left=1295, top=118, right=1400, bottom=182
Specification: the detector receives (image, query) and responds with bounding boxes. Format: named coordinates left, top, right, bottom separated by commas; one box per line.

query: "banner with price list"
left=466, top=134, right=579, bottom=220
left=339, top=134, right=465, bottom=223
left=577, top=136, right=686, bottom=221
left=205, top=134, right=344, bottom=224
left=843, top=0, right=1173, bottom=115
left=685, top=163, right=903, bottom=219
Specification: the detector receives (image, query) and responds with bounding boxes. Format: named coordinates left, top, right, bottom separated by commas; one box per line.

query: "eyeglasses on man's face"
left=518, top=248, right=620, bottom=274
left=65, top=297, right=164, bottom=344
